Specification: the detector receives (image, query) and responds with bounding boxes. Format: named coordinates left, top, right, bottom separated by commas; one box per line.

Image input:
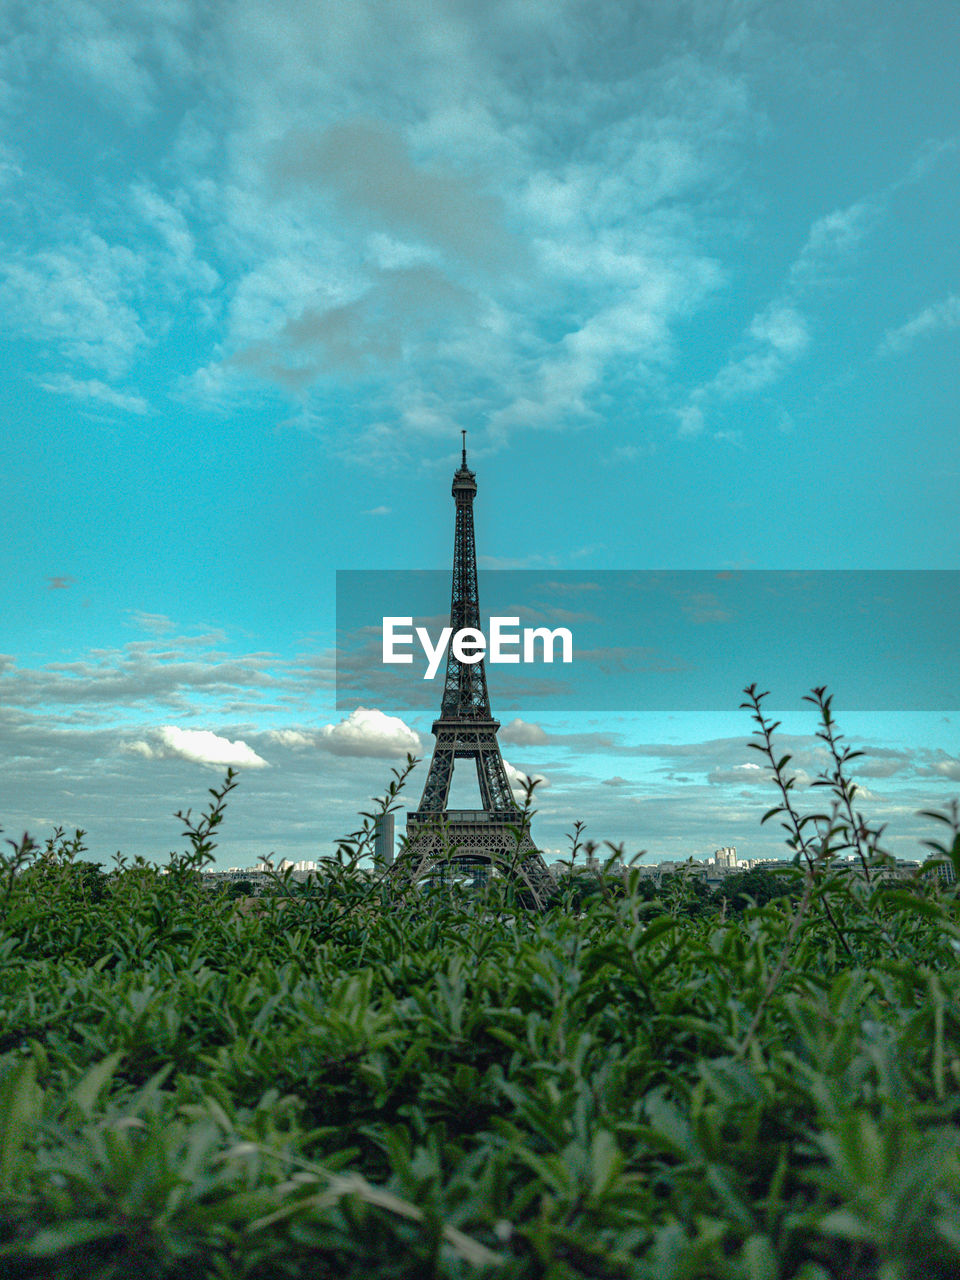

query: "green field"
left=2, top=689, right=959, bottom=1279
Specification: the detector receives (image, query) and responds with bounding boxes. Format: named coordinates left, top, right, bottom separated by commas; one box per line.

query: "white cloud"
left=130, top=182, right=219, bottom=291
left=708, top=761, right=765, bottom=785
left=319, top=707, right=421, bottom=758
left=675, top=185, right=884, bottom=432
left=132, top=726, right=269, bottom=769
left=696, top=153, right=959, bottom=422
left=131, top=183, right=195, bottom=264
left=266, top=729, right=315, bottom=749
left=5, top=706, right=958, bottom=869
left=789, top=200, right=876, bottom=283
left=276, top=119, right=517, bottom=270
left=929, top=757, right=960, bottom=782
left=879, top=294, right=960, bottom=356
left=749, top=304, right=809, bottom=356
left=9, top=0, right=201, bottom=126
left=0, top=235, right=149, bottom=377
left=855, top=752, right=912, bottom=778
left=0, top=637, right=335, bottom=716
left=238, top=264, right=478, bottom=381
left=500, top=717, right=548, bottom=746
left=4, top=0, right=949, bottom=462
left=129, top=612, right=176, bottom=635
left=221, top=251, right=355, bottom=351
left=679, top=591, right=733, bottom=624
left=504, top=758, right=548, bottom=798
left=675, top=404, right=705, bottom=437
left=63, top=29, right=156, bottom=120
left=847, top=781, right=879, bottom=802
left=676, top=295, right=812, bottom=430
left=38, top=373, right=148, bottom=415
left=129, top=5, right=748, bottom=440
left=708, top=303, right=810, bottom=399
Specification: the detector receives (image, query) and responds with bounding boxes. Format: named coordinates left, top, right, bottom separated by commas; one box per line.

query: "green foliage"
left=1, top=693, right=959, bottom=1278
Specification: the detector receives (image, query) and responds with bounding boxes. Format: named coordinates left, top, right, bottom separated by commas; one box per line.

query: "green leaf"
left=0, top=1060, right=41, bottom=1194
left=68, top=1050, right=123, bottom=1117
left=644, top=1092, right=701, bottom=1161
left=589, top=1129, right=623, bottom=1198
left=818, top=1208, right=874, bottom=1241
left=27, top=1220, right=122, bottom=1256
left=741, top=1233, right=779, bottom=1280
left=636, top=916, right=676, bottom=948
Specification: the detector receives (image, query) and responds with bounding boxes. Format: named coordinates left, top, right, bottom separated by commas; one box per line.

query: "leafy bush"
left=1, top=688, right=959, bottom=1278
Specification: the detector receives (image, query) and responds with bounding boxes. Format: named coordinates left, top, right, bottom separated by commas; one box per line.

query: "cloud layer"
left=131, top=726, right=269, bottom=769
left=319, top=707, right=422, bottom=758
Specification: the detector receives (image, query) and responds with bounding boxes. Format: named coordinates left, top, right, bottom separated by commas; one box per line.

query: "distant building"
left=832, top=857, right=922, bottom=882
left=650, top=851, right=770, bottom=887
left=201, top=867, right=270, bottom=895
left=547, top=850, right=787, bottom=890
left=374, top=813, right=395, bottom=867
left=923, top=857, right=956, bottom=885
left=276, top=858, right=321, bottom=883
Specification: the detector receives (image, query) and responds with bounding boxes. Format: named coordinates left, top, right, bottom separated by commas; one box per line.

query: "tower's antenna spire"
left=461, top=429, right=467, bottom=467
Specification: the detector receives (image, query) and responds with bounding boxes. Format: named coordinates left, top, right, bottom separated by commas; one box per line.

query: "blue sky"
left=1, top=0, right=958, bottom=868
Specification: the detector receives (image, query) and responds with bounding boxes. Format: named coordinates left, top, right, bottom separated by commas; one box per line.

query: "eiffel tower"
left=398, top=434, right=555, bottom=907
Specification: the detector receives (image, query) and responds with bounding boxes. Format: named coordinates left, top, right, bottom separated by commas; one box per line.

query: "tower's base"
left=398, top=809, right=555, bottom=908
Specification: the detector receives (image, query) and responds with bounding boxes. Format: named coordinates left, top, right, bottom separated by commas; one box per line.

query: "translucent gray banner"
left=336, top=570, right=959, bottom=712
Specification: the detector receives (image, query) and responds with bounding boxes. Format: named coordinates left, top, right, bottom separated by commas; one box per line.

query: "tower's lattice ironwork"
left=399, top=434, right=554, bottom=907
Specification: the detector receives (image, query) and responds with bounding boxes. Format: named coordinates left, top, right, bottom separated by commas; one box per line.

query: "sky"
left=1, top=0, right=958, bottom=870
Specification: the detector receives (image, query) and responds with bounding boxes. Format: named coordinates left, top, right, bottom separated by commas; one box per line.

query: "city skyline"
left=2, top=2, right=958, bottom=868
